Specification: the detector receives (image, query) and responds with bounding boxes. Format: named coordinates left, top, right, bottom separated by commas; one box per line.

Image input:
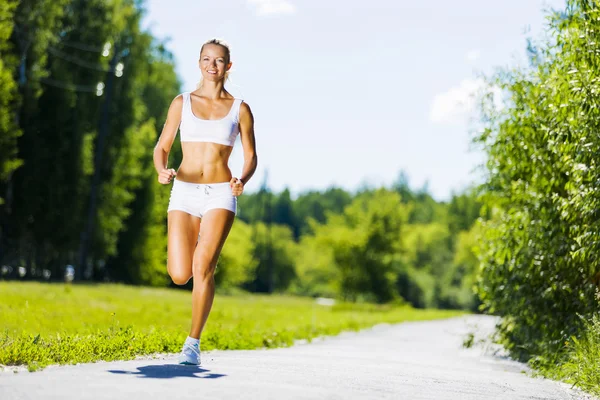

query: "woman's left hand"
left=230, top=177, right=244, bottom=196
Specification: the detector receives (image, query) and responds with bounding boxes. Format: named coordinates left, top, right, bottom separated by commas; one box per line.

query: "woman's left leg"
left=189, top=208, right=235, bottom=339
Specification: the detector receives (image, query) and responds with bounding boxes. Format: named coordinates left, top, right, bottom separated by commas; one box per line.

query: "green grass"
left=530, top=314, right=600, bottom=397
left=0, top=282, right=468, bottom=371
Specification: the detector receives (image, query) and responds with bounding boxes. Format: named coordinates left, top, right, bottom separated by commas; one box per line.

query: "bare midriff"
left=176, top=141, right=234, bottom=184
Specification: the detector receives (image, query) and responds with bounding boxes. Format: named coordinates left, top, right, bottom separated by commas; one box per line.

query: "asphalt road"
left=1, top=314, right=595, bottom=400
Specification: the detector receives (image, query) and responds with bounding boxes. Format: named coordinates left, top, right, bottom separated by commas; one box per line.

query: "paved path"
left=1, top=314, right=595, bottom=400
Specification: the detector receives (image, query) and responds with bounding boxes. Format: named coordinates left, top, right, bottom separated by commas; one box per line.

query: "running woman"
left=153, top=38, right=257, bottom=365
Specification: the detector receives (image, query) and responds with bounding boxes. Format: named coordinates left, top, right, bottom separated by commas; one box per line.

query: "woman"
left=153, top=38, right=257, bottom=365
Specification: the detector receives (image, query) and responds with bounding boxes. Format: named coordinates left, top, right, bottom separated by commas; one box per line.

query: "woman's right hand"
left=158, top=168, right=177, bottom=184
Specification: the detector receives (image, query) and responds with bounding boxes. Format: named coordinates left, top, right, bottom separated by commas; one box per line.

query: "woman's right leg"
left=167, top=210, right=201, bottom=285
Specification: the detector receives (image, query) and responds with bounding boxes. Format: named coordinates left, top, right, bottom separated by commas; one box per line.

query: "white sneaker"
left=178, top=342, right=201, bottom=365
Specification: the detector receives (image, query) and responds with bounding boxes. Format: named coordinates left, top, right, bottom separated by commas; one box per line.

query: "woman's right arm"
left=154, top=94, right=183, bottom=184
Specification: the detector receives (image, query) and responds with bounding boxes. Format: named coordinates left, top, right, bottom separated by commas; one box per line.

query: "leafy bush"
left=475, top=0, right=600, bottom=362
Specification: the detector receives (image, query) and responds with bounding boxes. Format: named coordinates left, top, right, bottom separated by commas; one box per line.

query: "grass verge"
left=530, top=314, right=600, bottom=397
left=0, top=282, right=467, bottom=371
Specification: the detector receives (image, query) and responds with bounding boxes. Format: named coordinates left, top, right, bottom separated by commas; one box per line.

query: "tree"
left=110, top=37, right=180, bottom=285
left=272, top=188, right=297, bottom=237
left=309, top=189, right=409, bottom=303
left=244, top=223, right=297, bottom=293
left=475, top=0, right=600, bottom=362
left=293, top=187, right=352, bottom=235
left=0, top=0, right=22, bottom=196
left=438, top=222, right=482, bottom=311
left=216, top=219, right=258, bottom=289
left=447, top=188, right=483, bottom=237
left=1, top=0, right=181, bottom=284
left=7, top=0, right=110, bottom=280
left=0, top=0, right=22, bottom=266
left=290, top=231, right=339, bottom=297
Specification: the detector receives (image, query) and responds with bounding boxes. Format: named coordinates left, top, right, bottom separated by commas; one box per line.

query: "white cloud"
left=248, top=0, right=296, bottom=16
left=466, top=49, right=480, bottom=63
left=430, top=78, right=485, bottom=124
left=430, top=78, right=504, bottom=125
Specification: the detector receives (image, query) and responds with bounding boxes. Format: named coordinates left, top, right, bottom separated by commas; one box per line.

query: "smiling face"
left=198, top=43, right=232, bottom=83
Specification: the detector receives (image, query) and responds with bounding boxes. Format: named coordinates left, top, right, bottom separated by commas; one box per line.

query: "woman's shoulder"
left=230, top=95, right=248, bottom=110
left=171, top=92, right=189, bottom=105
left=173, top=92, right=187, bottom=101
left=238, top=99, right=251, bottom=110
left=238, top=100, right=253, bottom=121
left=165, top=93, right=186, bottom=114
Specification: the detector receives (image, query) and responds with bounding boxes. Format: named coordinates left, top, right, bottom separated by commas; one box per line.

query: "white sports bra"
left=179, top=92, right=243, bottom=147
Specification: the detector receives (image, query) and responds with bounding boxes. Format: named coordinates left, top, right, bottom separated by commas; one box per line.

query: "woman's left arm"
left=237, top=102, right=258, bottom=186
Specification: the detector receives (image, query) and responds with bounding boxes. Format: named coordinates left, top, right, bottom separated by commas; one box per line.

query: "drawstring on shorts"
left=196, top=184, right=212, bottom=195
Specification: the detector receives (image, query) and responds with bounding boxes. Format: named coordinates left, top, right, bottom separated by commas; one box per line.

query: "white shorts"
left=167, top=178, right=237, bottom=218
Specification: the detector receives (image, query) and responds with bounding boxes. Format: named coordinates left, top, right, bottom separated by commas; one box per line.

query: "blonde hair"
left=196, top=38, right=232, bottom=89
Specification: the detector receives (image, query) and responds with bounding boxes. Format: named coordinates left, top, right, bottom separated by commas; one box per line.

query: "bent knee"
left=169, top=269, right=192, bottom=285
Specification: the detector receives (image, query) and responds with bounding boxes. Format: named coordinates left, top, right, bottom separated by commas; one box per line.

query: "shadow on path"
left=108, top=364, right=227, bottom=379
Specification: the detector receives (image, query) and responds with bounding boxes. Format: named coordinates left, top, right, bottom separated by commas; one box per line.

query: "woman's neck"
left=197, top=80, right=227, bottom=99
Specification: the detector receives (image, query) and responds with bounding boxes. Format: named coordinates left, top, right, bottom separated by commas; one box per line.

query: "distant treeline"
left=224, top=175, right=483, bottom=310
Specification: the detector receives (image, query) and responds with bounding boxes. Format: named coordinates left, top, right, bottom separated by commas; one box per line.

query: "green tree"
left=272, top=188, right=298, bottom=237
left=436, top=222, right=482, bottom=311
left=7, top=0, right=110, bottom=279
left=447, top=189, right=483, bottom=237
left=245, top=222, right=297, bottom=293
left=475, top=0, right=600, bottom=362
left=400, top=223, right=453, bottom=308
left=310, top=189, right=409, bottom=303
left=1, top=0, right=181, bottom=284
left=111, top=42, right=180, bottom=285
left=392, top=172, right=447, bottom=224
left=0, top=0, right=22, bottom=195
left=290, top=231, right=339, bottom=297
left=293, top=187, right=352, bottom=235
left=236, top=187, right=274, bottom=224
left=95, top=3, right=159, bottom=264
left=216, top=219, right=258, bottom=289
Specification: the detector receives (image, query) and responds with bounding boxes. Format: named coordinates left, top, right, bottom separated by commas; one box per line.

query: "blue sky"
left=142, top=0, right=565, bottom=200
